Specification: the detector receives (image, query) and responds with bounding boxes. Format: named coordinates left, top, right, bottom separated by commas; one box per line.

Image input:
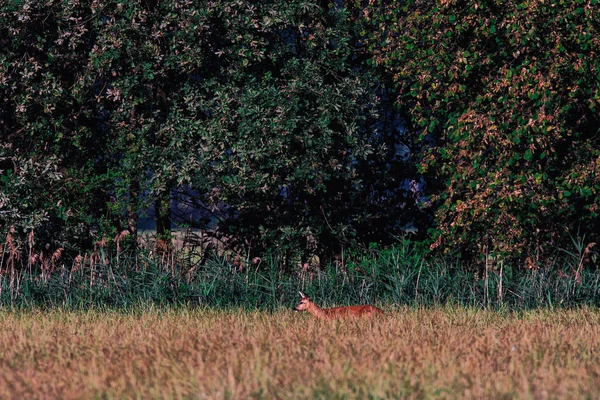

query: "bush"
left=363, top=0, right=600, bottom=261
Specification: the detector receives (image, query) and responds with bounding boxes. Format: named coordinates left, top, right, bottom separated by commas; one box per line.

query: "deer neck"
left=307, top=302, right=327, bottom=319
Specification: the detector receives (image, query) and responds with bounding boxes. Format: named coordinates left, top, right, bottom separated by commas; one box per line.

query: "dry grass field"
left=0, top=306, right=598, bottom=399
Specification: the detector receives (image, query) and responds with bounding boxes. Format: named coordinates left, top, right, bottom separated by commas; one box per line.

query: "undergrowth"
left=0, top=236, right=598, bottom=310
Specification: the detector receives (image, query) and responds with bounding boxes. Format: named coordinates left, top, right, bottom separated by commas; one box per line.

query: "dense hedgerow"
left=363, top=0, right=600, bottom=258
left=1, top=0, right=599, bottom=284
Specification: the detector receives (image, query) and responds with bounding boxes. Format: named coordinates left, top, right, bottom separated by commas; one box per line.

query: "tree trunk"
left=155, top=192, right=172, bottom=253
left=128, top=180, right=139, bottom=239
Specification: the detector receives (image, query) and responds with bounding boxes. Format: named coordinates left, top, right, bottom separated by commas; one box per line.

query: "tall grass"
left=1, top=235, right=598, bottom=310
left=0, top=307, right=599, bottom=398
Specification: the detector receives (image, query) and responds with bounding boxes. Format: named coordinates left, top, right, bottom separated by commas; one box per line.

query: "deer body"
left=295, top=292, right=383, bottom=319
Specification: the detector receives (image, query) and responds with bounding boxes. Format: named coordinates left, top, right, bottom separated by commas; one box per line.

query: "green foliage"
left=0, top=0, right=420, bottom=262
left=1, top=239, right=599, bottom=310
left=0, top=0, right=149, bottom=253
left=164, top=1, right=420, bottom=255
left=363, top=0, right=600, bottom=259
left=3, top=0, right=599, bottom=277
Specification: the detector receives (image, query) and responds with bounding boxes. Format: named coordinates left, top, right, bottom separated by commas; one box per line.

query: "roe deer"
left=294, top=291, right=383, bottom=319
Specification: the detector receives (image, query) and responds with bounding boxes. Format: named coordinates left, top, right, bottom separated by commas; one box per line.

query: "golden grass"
left=0, top=306, right=599, bottom=399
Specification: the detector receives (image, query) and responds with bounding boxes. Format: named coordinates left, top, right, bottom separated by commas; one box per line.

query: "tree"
left=1, top=0, right=119, bottom=255
left=1, top=0, right=424, bottom=267
left=167, top=1, right=423, bottom=260
left=364, top=0, right=600, bottom=262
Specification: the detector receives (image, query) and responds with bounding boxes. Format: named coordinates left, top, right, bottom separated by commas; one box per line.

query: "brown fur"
left=294, top=292, right=383, bottom=319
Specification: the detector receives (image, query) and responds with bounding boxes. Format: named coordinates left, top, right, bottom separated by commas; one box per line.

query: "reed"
left=0, top=234, right=598, bottom=310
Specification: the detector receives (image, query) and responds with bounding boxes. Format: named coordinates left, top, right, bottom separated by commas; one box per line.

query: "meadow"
left=1, top=237, right=600, bottom=398
left=0, top=306, right=599, bottom=399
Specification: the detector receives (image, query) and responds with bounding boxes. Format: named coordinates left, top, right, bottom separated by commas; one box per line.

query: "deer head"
left=295, top=291, right=311, bottom=312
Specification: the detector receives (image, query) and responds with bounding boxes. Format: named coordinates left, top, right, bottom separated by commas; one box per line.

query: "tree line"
left=1, top=0, right=598, bottom=268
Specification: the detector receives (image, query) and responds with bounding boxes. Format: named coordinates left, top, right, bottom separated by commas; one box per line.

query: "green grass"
left=1, top=237, right=598, bottom=310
